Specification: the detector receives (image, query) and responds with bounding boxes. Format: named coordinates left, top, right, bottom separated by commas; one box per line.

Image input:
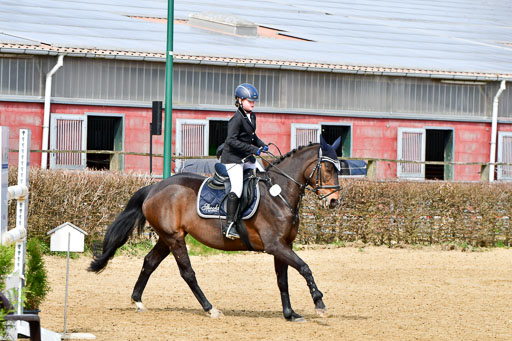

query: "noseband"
left=306, top=148, right=342, bottom=199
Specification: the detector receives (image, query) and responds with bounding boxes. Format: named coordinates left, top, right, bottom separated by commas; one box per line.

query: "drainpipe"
left=41, top=54, right=64, bottom=169
left=489, top=80, right=507, bottom=182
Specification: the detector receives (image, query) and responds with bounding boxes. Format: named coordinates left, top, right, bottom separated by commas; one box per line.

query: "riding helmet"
left=235, top=83, right=259, bottom=102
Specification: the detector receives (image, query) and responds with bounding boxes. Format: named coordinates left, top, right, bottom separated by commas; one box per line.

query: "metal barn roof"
left=0, top=0, right=512, bottom=79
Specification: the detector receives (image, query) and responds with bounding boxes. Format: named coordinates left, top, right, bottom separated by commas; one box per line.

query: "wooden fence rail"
left=8, top=149, right=512, bottom=182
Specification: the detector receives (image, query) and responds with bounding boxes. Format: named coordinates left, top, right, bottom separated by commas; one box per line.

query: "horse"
left=88, top=137, right=342, bottom=322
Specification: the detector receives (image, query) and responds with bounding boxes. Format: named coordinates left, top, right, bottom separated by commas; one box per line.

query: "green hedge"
left=7, top=168, right=512, bottom=247
left=7, top=168, right=155, bottom=244
left=297, top=180, right=512, bottom=247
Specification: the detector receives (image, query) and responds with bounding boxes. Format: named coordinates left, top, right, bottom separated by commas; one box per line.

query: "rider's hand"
left=256, top=147, right=262, bottom=156
left=263, top=145, right=269, bottom=152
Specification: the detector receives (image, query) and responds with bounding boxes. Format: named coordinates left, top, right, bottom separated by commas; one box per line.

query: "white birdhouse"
left=47, top=222, right=87, bottom=252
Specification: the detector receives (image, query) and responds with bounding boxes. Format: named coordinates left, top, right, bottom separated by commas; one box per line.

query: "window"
left=50, top=114, right=87, bottom=169
left=49, top=113, right=125, bottom=170
left=86, top=114, right=124, bottom=171
left=397, top=128, right=425, bottom=179
left=397, top=127, right=454, bottom=180
left=321, top=124, right=351, bottom=157
left=291, top=123, right=351, bottom=154
left=291, top=123, right=320, bottom=149
left=208, top=120, right=228, bottom=156
left=498, top=131, right=512, bottom=180
left=175, top=118, right=228, bottom=173
left=176, top=119, right=208, bottom=171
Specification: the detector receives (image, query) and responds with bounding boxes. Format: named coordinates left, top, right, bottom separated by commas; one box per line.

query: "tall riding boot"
left=223, top=192, right=240, bottom=240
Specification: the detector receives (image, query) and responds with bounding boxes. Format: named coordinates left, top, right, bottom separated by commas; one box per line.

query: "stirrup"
left=224, top=222, right=240, bottom=240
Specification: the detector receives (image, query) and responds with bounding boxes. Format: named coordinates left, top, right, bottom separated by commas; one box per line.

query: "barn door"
left=50, top=114, right=87, bottom=169
left=291, top=123, right=320, bottom=149
left=175, top=119, right=208, bottom=172
left=497, top=131, right=512, bottom=181
left=397, top=128, right=425, bottom=179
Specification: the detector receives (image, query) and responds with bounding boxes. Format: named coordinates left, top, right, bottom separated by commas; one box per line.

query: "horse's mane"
left=265, top=142, right=318, bottom=171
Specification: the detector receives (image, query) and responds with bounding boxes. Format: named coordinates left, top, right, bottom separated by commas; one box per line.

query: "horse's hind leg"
left=131, top=238, right=170, bottom=312
left=274, top=257, right=305, bottom=322
left=166, top=233, right=222, bottom=318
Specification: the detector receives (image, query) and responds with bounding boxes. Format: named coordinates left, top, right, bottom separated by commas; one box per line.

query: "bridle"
left=260, top=146, right=342, bottom=221
left=306, top=148, right=342, bottom=199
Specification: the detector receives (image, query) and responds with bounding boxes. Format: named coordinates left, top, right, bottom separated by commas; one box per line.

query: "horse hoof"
left=288, top=316, right=306, bottom=323
left=315, top=307, right=328, bottom=318
left=134, top=301, right=147, bottom=312
left=286, top=313, right=306, bottom=323
left=207, top=307, right=223, bottom=319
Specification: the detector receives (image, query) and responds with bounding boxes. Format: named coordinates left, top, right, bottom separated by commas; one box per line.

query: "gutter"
left=489, top=80, right=507, bottom=181
left=1, top=47, right=511, bottom=82
left=41, top=54, right=64, bottom=169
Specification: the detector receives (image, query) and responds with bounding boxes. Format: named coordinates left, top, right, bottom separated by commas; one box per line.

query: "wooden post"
left=367, top=159, right=377, bottom=180
left=480, top=164, right=490, bottom=182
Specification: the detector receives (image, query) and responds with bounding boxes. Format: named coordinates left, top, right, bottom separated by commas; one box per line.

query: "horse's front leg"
left=274, top=256, right=305, bottom=322
left=267, top=242, right=328, bottom=318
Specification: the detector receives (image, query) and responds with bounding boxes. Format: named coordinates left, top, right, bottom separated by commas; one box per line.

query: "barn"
left=0, top=0, right=511, bottom=181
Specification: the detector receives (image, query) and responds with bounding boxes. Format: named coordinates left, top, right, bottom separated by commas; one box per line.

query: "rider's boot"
left=223, top=192, right=240, bottom=240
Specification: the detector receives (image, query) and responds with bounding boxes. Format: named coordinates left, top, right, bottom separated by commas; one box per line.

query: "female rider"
left=220, top=83, right=268, bottom=240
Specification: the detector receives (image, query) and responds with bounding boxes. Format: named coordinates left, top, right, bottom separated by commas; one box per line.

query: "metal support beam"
left=163, top=0, right=174, bottom=178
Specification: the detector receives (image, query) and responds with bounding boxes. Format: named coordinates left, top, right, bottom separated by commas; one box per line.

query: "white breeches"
left=225, top=161, right=263, bottom=198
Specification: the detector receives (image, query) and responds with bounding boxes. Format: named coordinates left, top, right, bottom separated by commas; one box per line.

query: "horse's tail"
left=88, top=184, right=153, bottom=273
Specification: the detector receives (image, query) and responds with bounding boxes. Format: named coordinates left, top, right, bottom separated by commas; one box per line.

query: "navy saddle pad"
left=197, top=169, right=260, bottom=219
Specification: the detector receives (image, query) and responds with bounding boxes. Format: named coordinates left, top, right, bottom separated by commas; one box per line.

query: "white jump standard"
left=0, top=127, right=31, bottom=314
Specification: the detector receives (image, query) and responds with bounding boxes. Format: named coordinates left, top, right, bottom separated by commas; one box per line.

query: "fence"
left=8, top=149, right=512, bottom=182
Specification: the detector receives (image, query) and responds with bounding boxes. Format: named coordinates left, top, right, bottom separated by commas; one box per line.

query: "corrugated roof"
left=0, top=0, right=511, bottom=79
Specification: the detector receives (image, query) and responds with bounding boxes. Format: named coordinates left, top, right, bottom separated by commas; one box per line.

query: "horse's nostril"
left=329, top=199, right=338, bottom=208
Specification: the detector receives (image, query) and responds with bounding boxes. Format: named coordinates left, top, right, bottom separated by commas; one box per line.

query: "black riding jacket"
left=221, top=107, right=265, bottom=164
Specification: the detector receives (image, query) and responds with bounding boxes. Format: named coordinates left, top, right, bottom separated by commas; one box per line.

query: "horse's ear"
left=331, top=136, right=341, bottom=151
left=320, top=135, right=329, bottom=150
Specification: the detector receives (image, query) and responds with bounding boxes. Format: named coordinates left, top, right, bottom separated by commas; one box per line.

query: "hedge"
left=7, top=168, right=155, bottom=244
left=297, top=179, right=512, bottom=247
left=7, top=168, right=512, bottom=247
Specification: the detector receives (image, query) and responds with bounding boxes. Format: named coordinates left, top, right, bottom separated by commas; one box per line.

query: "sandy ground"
left=39, top=246, right=512, bottom=341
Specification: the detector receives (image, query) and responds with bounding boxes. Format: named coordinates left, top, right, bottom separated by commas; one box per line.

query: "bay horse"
left=89, top=138, right=341, bottom=322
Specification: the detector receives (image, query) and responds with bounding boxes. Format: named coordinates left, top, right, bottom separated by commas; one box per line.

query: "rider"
left=220, top=83, right=268, bottom=240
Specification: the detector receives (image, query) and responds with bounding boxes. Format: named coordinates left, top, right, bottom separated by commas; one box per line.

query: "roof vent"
left=189, top=12, right=257, bottom=36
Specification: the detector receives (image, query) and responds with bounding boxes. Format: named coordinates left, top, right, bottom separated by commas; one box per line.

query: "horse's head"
left=305, top=136, right=341, bottom=209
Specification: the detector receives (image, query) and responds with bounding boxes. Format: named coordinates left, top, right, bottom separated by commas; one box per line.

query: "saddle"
left=197, top=163, right=260, bottom=220
left=197, top=163, right=261, bottom=250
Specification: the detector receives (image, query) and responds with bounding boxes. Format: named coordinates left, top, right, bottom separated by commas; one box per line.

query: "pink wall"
left=1, top=101, right=511, bottom=181
left=0, top=102, right=44, bottom=167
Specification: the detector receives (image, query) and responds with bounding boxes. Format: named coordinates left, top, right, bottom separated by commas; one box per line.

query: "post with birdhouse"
left=47, top=222, right=95, bottom=340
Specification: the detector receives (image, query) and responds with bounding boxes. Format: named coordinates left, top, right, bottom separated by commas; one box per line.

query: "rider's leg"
left=224, top=163, right=243, bottom=239
left=243, top=161, right=258, bottom=174
left=224, top=192, right=240, bottom=239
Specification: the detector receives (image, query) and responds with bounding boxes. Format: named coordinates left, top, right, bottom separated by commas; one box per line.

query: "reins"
left=259, top=146, right=342, bottom=221
left=259, top=154, right=305, bottom=222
